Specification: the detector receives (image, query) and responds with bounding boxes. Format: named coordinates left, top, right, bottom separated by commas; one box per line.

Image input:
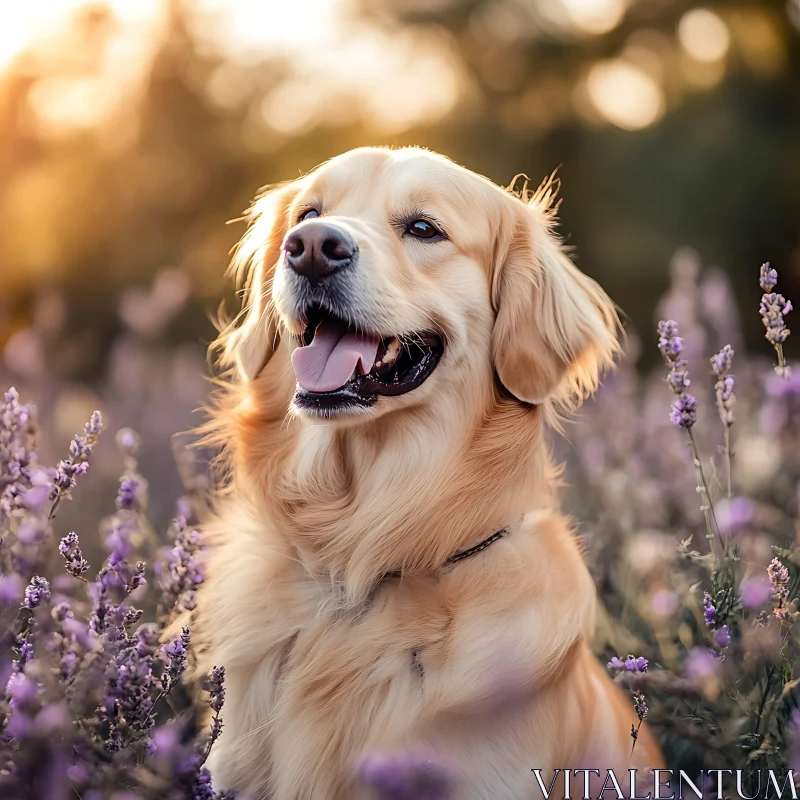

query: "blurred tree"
left=356, top=0, right=800, bottom=365
left=0, top=0, right=798, bottom=377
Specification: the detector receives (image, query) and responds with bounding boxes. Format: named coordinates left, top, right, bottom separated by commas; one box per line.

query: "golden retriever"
left=194, top=146, right=663, bottom=799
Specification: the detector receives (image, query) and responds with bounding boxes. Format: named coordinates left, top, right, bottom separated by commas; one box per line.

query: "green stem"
left=774, top=342, right=786, bottom=374
left=723, top=425, right=732, bottom=500
left=686, top=427, right=720, bottom=565
left=629, top=718, right=643, bottom=763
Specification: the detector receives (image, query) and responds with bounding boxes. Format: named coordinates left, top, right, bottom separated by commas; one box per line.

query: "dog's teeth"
left=382, top=337, right=401, bottom=366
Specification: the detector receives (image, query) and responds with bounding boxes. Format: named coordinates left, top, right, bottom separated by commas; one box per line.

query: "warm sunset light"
left=0, top=1, right=161, bottom=70
left=586, top=58, right=665, bottom=130
left=1, top=0, right=462, bottom=136
left=2, top=0, right=799, bottom=795
left=677, top=8, right=731, bottom=63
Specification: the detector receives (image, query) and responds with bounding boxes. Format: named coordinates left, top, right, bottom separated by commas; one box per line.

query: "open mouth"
left=291, top=304, right=443, bottom=413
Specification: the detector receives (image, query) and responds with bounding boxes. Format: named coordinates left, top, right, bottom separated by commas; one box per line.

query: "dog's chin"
left=288, top=304, right=444, bottom=421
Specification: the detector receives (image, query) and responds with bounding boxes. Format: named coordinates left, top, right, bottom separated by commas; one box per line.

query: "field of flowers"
left=1, top=253, right=799, bottom=798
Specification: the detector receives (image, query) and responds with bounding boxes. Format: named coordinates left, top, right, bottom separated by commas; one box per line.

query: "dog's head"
left=220, top=147, right=620, bottom=424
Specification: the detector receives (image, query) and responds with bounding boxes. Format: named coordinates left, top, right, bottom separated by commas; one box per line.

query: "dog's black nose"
left=283, top=222, right=356, bottom=286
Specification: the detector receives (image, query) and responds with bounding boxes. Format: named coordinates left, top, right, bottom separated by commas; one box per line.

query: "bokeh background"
left=1, top=0, right=799, bottom=530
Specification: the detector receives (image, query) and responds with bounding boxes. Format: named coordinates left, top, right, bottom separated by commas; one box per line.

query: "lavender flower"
left=768, top=557, right=791, bottom=621
left=761, top=293, right=793, bottom=344
left=760, top=263, right=778, bottom=291
left=607, top=655, right=648, bottom=673
left=50, top=410, right=104, bottom=512
left=713, top=625, right=731, bottom=649
left=1, top=388, right=41, bottom=528
left=657, top=320, right=683, bottom=361
left=116, top=474, right=148, bottom=513
left=703, top=592, right=716, bottom=627
left=632, top=690, right=648, bottom=721
left=759, top=263, right=793, bottom=377
left=161, top=627, right=191, bottom=692
left=740, top=575, right=772, bottom=609
left=207, top=665, right=226, bottom=714
left=58, top=532, right=89, bottom=577
left=658, top=320, right=697, bottom=428
left=669, top=394, right=697, bottom=428
left=358, top=750, right=454, bottom=800
left=23, top=575, right=51, bottom=609
left=159, top=516, right=204, bottom=612
left=199, top=665, right=227, bottom=765
left=115, top=427, right=142, bottom=458
left=711, top=345, right=736, bottom=426
left=0, top=387, right=238, bottom=799
left=0, top=573, right=23, bottom=605
left=5, top=671, right=40, bottom=739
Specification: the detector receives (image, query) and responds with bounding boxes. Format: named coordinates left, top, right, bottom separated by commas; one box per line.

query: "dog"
left=193, top=146, right=663, bottom=799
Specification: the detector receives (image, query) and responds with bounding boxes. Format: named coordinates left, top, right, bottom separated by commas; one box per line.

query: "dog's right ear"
left=490, top=183, right=620, bottom=411
left=217, top=181, right=301, bottom=381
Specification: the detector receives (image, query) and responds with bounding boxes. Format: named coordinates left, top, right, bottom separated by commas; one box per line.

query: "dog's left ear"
left=491, top=193, right=621, bottom=410
left=218, top=181, right=301, bottom=381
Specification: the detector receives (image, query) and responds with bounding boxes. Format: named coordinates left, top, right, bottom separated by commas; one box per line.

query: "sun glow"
left=0, top=0, right=345, bottom=72
left=0, top=1, right=164, bottom=70
left=1, top=0, right=463, bottom=136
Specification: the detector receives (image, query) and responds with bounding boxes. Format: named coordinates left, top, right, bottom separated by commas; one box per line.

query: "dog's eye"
left=407, top=219, right=442, bottom=240
left=300, top=208, right=320, bottom=222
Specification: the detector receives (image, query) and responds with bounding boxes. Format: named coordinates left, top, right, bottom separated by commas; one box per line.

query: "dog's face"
left=224, top=147, right=619, bottom=424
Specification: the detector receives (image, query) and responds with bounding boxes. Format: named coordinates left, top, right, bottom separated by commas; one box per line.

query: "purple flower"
left=607, top=654, right=648, bottom=673
left=159, top=517, right=204, bottom=612
left=161, top=627, right=191, bottom=691
left=0, top=573, right=23, bottom=605
left=768, top=557, right=790, bottom=621
left=0, top=388, right=38, bottom=493
left=669, top=394, right=697, bottom=428
left=759, top=264, right=793, bottom=378
left=632, top=690, right=648, bottom=721
left=50, top=410, right=103, bottom=506
left=716, top=497, right=755, bottom=538
left=207, top=665, right=226, bottom=715
left=658, top=321, right=699, bottom=428
left=358, top=750, right=454, bottom=800
left=192, top=766, right=215, bottom=800
left=17, top=515, right=47, bottom=544
left=710, top=344, right=734, bottom=378
left=657, top=320, right=683, bottom=361
left=685, top=647, right=721, bottom=682
left=0, top=387, right=236, bottom=798
left=24, top=575, right=51, bottom=609
left=116, top=474, right=149, bottom=512
left=740, top=575, right=773, bottom=609
left=760, top=262, right=778, bottom=291
left=58, top=532, right=89, bottom=577
left=6, top=670, right=39, bottom=709
left=713, top=625, right=731, bottom=649
left=627, top=656, right=649, bottom=673
left=650, top=589, right=679, bottom=617
left=703, top=592, right=716, bottom=627
left=115, top=427, right=142, bottom=457
left=761, top=292, right=793, bottom=344
left=710, top=345, right=736, bottom=426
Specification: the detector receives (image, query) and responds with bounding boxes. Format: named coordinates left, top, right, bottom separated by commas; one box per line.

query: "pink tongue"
left=291, top=319, right=381, bottom=393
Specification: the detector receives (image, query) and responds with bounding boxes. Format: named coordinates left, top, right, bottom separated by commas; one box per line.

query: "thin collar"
left=382, top=523, right=511, bottom=581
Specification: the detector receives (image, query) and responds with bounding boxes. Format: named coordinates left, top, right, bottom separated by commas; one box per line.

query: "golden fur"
left=194, top=147, right=663, bottom=799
